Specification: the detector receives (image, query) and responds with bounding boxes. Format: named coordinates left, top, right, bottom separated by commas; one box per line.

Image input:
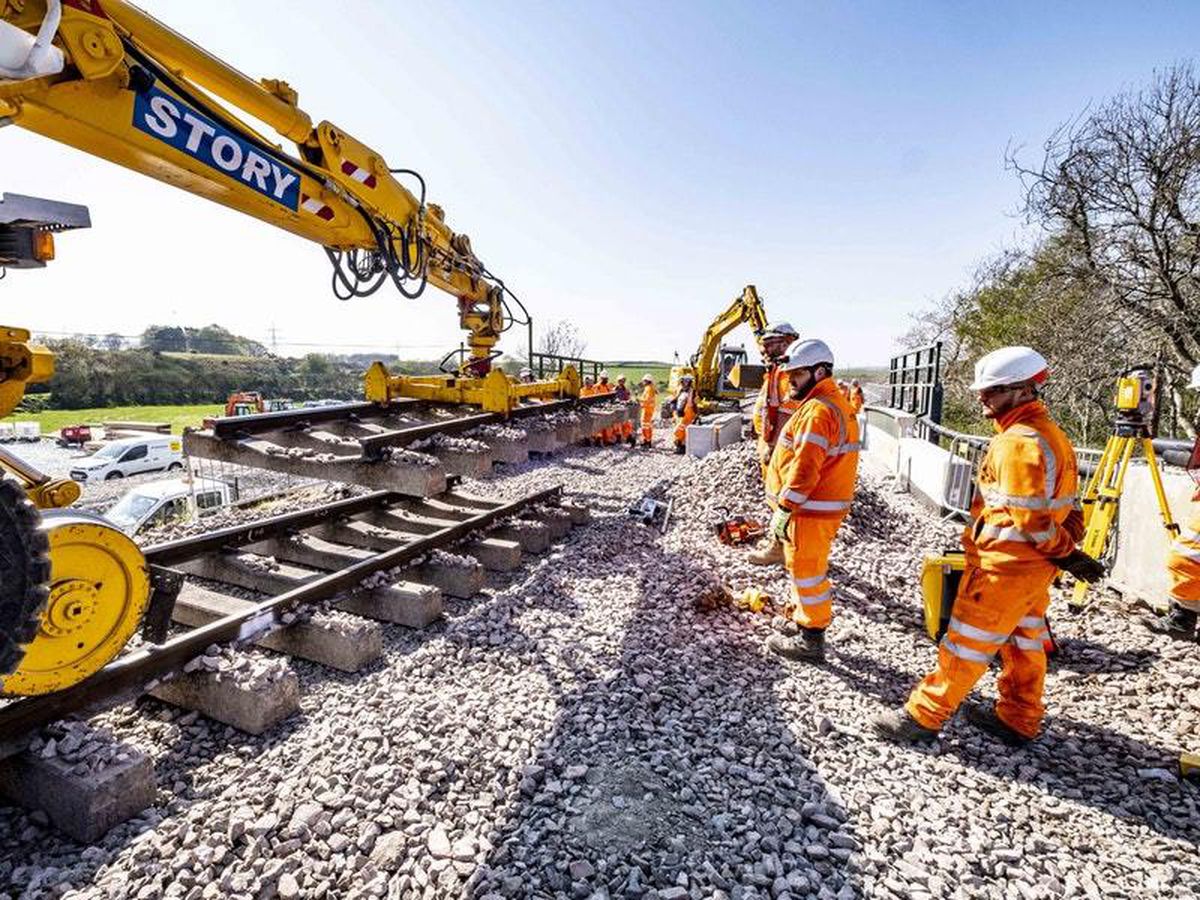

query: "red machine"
left=56, top=424, right=92, bottom=447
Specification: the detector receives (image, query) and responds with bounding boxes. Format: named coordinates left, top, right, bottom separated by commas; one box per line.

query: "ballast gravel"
left=1, top=435, right=1198, bottom=900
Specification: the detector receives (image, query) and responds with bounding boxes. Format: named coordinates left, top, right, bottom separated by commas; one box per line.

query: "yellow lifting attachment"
left=1069, top=366, right=1179, bottom=609
left=0, top=0, right=569, bottom=408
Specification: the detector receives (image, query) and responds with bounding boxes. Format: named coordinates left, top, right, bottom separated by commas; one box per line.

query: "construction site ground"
left=1, top=439, right=1198, bottom=900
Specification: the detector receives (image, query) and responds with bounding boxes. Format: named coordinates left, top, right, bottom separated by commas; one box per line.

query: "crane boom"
left=0, top=0, right=512, bottom=367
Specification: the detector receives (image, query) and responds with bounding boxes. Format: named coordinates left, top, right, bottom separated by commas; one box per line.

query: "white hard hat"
left=681, top=373, right=694, bottom=383
left=641, top=373, right=653, bottom=382
left=617, top=374, right=626, bottom=381
left=969, top=346, right=1049, bottom=391
left=779, top=338, right=834, bottom=373
left=599, top=369, right=610, bottom=379
left=1189, top=364, right=1200, bottom=390
left=762, top=321, right=799, bottom=341
left=519, top=367, right=532, bottom=377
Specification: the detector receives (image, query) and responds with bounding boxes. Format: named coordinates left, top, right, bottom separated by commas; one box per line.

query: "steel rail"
left=0, top=484, right=562, bottom=754
left=358, top=412, right=501, bottom=459
left=142, top=490, right=400, bottom=566
left=207, top=399, right=424, bottom=439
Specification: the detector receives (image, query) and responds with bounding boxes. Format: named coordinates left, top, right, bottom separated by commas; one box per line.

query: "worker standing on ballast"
left=672, top=374, right=698, bottom=454
left=639, top=374, right=658, bottom=448
left=875, top=346, right=1104, bottom=745
left=749, top=321, right=802, bottom=565
left=761, top=338, right=860, bottom=662
left=614, top=375, right=636, bottom=446
left=1144, top=364, right=1200, bottom=640
left=596, top=370, right=617, bottom=445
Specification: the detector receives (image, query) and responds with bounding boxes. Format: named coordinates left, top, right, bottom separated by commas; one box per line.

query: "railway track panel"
left=183, top=396, right=639, bottom=494
left=0, top=483, right=587, bottom=840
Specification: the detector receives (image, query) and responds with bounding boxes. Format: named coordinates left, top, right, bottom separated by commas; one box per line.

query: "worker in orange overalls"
left=1144, top=364, right=1200, bottom=639
left=875, top=346, right=1104, bottom=745
left=613, top=375, right=636, bottom=446
left=749, top=322, right=802, bottom=565
left=672, top=373, right=697, bottom=454
left=638, top=373, right=658, bottom=448
left=579, top=376, right=599, bottom=446
left=761, top=338, right=860, bottom=662
left=594, top=370, right=618, bottom=444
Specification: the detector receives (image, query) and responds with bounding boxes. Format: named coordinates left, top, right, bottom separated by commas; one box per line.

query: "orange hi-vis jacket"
left=963, top=400, right=1079, bottom=573
left=765, top=378, right=861, bottom=518
left=640, top=383, right=658, bottom=417
left=1167, top=501, right=1200, bottom=608
left=753, top=365, right=802, bottom=454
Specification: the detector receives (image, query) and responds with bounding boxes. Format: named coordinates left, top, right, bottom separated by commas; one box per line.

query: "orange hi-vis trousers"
left=906, top=563, right=1056, bottom=738
left=1167, top=510, right=1200, bottom=611
left=781, top=515, right=845, bottom=630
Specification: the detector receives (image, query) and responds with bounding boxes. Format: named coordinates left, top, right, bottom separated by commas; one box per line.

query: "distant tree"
left=102, top=332, right=125, bottom=352
left=537, top=320, right=587, bottom=359
left=141, top=325, right=187, bottom=352
left=1008, top=63, right=1200, bottom=436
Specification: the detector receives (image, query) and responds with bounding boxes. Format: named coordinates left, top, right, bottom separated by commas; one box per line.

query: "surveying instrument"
left=1070, top=365, right=1179, bottom=608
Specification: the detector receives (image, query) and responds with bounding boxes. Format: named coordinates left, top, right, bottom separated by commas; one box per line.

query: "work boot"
left=965, top=703, right=1033, bottom=747
left=674, top=441, right=686, bottom=455
left=641, top=439, right=652, bottom=448
left=872, top=708, right=939, bottom=744
left=626, top=435, right=636, bottom=447
left=765, top=628, right=825, bottom=662
left=1142, top=601, right=1198, bottom=641
left=747, top=539, right=784, bottom=566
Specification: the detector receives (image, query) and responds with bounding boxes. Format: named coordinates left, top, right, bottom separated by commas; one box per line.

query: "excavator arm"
left=0, top=0, right=515, bottom=372
left=689, top=284, right=768, bottom=394
left=669, top=284, right=768, bottom=406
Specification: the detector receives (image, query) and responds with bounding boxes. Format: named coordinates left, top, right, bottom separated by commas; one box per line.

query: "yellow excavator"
left=0, top=0, right=580, bottom=694
left=668, top=284, right=770, bottom=413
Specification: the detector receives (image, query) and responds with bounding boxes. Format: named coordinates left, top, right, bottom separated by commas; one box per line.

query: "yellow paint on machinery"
left=669, top=285, right=771, bottom=412
left=1, top=513, right=150, bottom=696
left=0, top=0, right=566, bottom=403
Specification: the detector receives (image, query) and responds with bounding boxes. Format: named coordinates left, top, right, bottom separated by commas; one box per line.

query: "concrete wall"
left=1108, top=466, right=1196, bottom=606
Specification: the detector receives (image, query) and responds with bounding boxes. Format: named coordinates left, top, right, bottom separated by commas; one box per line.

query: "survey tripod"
left=1070, top=365, right=1179, bottom=609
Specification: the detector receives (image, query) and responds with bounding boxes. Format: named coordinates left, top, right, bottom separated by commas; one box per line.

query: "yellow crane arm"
left=0, top=0, right=509, bottom=364
left=690, top=284, right=767, bottom=395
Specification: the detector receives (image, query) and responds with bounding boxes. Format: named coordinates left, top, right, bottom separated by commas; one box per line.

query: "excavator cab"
left=714, top=345, right=749, bottom=399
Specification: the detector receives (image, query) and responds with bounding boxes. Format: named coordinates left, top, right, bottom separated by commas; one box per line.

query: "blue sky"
left=4, top=1, right=1198, bottom=366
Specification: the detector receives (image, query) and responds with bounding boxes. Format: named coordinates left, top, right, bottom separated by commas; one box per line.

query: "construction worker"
left=1144, top=363, right=1200, bottom=639
left=613, top=375, right=636, bottom=446
left=749, top=321, right=801, bottom=566
left=518, top=366, right=536, bottom=384
left=672, top=374, right=697, bottom=454
left=850, top=379, right=865, bottom=414
left=762, top=338, right=860, bottom=662
left=596, top=369, right=618, bottom=444
left=874, top=346, right=1105, bottom=745
left=639, top=373, right=657, bottom=448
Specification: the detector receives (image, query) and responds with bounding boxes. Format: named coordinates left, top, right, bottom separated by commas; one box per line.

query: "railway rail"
left=184, top=395, right=636, bottom=492
left=0, top=481, right=585, bottom=761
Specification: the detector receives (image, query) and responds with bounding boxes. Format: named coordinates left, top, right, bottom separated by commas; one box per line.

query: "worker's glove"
left=1063, top=508, right=1085, bottom=544
left=770, top=507, right=792, bottom=543
left=1051, top=549, right=1106, bottom=584
left=759, top=444, right=773, bottom=465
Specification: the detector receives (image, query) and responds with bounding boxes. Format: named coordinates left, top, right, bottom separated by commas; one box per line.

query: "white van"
left=70, top=435, right=184, bottom=482
left=103, top=477, right=233, bottom=536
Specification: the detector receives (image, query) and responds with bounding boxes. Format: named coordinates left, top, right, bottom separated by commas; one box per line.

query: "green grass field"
left=6, top=404, right=223, bottom=435
left=602, top=362, right=674, bottom=389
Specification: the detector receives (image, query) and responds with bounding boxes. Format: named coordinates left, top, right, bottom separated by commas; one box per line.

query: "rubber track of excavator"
left=0, top=475, right=50, bottom=676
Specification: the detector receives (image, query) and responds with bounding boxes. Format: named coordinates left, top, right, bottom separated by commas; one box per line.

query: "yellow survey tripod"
left=1070, top=365, right=1179, bottom=608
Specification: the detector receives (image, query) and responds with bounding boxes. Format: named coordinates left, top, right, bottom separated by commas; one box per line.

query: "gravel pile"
left=179, top=645, right=291, bottom=691
left=24, top=724, right=133, bottom=778
left=1, top=436, right=1198, bottom=899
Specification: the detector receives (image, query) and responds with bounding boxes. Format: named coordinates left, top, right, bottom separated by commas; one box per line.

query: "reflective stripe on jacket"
left=765, top=378, right=860, bottom=518
left=753, top=365, right=802, bottom=454
left=963, top=400, right=1078, bottom=572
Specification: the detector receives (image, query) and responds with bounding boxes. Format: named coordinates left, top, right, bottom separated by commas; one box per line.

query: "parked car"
left=103, top=477, right=233, bottom=536
left=70, top=435, right=184, bottom=482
